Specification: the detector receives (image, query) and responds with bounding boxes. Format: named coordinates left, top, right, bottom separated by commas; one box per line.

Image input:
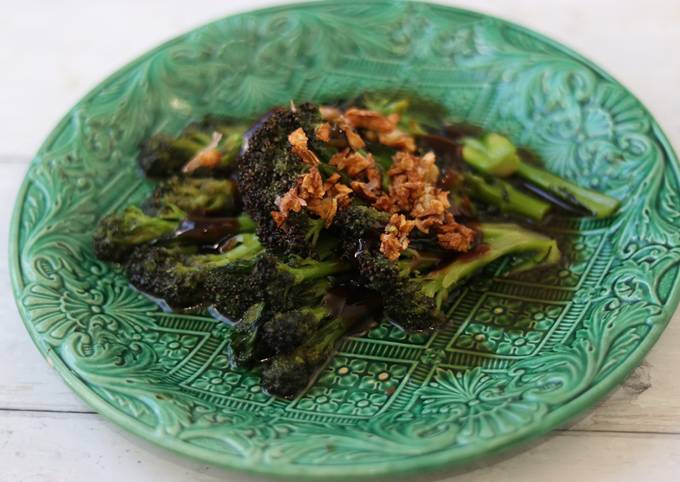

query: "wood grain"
left=1, top=411, right=680, bottom=482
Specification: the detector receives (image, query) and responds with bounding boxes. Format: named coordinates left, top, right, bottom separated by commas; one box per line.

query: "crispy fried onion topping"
left=288, top=128, right=321, bottom=166
left=319, top=107, right=365, bottom=150
left=319, top=106, right=416, bottom=153
left=375, top=151, right=474, bottom=259
left=272, top=156, right=353, bottom=228
left=275, top=115, right=475, bottom=259
left=380, top=214, right=415, bottom=261
left=182, top=132, right=223, bottom=173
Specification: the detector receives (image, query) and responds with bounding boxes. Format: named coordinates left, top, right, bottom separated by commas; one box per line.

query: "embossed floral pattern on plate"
left=9, top=1, right=680, bottom=479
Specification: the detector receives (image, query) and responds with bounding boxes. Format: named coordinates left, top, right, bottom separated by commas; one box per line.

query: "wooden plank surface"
left=2, top=0, right=680, bottom=481
left=2, top=411, right=680, bottom=482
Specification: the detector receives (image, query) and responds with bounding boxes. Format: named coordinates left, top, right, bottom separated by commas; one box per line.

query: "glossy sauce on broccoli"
left=92, top=94, right=620, bottom=398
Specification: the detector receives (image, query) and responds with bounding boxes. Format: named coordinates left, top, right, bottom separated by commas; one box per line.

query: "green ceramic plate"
left=10, top=1, right=680, bottom=479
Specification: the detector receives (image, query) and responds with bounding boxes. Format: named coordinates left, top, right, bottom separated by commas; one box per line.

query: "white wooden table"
left=2, top=1, right=680, bottom=480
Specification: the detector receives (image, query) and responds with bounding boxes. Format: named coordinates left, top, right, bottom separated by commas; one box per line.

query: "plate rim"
left=9, top=0, right=680, bottom=479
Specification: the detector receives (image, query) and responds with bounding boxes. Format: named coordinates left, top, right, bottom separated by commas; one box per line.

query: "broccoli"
left=260, top=306, right=328, bottom=356
left=238, top=104, right=331, bottom=257
left=356, top=223, right=560, bottom=331
left=125, top=243, right=200, bottom=308
left=262, top=292, right=382, bottom=398
left=93, top=205, right=184, bottom=262
left=227, top=302, right=268, bottom=367
left=366, top=95, right=619, bottom=219
left=465, top=172, right=551, bottom=222
left=209, top=248, right=348, bottom=322
left=462, top=133, right=620, bottom=218
left=332, top=203, right=390, bottom=259
left=227, top=276, right=334, bottom=368
left=125, top=233, right=263, bottom=309
left=144, top=176, right=239, bottom=215
left=138, top=118, right=248, bottom=178
left=248, top=254, right=350, bottom=313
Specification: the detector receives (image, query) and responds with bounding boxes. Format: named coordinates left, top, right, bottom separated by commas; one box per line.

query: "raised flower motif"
left=162, top=333, right=198, bottom=360
left=318, top=356, right=367, bottom=388
left=230, top=374, right=269, bottom=402
left=420, top=348, right=445, bottom=366
left=516, top=303, right=564, bottom=331
left=297, top=388, right=346, bottom=413
left=337, top=391, right=388, bottom=416
left=496, top=329, right=543, bottom=356
left=474, top=297, right=523, bottom=326
left=454, top=323, right=503, bottom=352
left=191, top=352, right=270, bottom=401
left=193, top=368, right=241, bottom=394
left=366, top=322, right=431, bottom=345
left=358, top=362, right=408, bottom=392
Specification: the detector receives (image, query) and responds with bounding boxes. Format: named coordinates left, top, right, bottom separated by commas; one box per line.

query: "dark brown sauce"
left=441, top=123, right=484, bottom=140
left=323, top=286, right=383, bottom=333
left=417, top=133, right=464, bottom=166
left=174, top=215, right=243, bottom=245
left=518, top=179, right=591, bottom=216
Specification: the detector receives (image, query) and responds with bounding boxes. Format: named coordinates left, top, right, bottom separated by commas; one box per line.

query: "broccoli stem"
left=189, top=234, right=262, bottom=268
left=304, top=218, right=325, bottom=247
left=421, top=223, right=560, bottom=308
left=146, top=177, right=239, bottom=215
left=466, top=173, right=550, bottom=222
left=462, top=133, right=620, bottom=218
left=262, top=293, right=381, bottom=397
left=172, top=134, right=211, bottom=155
left=283, top=259, right=351, bottom=283
left=213, top=123, right=248, bottom=161
left=297, top=314, right=346, bottom=364
left=236, top=214, right=257, bottom=232
left=93, top=205, right=184, bottom=262
left=515, top=161, right=620, bottom=218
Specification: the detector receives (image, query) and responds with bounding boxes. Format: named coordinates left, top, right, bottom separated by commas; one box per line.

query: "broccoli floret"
left=211, top=249, right=347, bottom=321
left=93, top=205, right=184, bottom=262
left=262, top=293, right=382, bottom=398
left=249, top=254, right=350, bottom=313
left=228, top=302, right=267, bottom=367
left=144, top=176, right=239, bottom=216
left=138, top=119, right=248, bottom=178
left=126, top=233, right=263, bottom=309
left=216, top=254, right=349, bottom=352
left=228, top=273, right=342, bottom=367
left=211, top=241, right=346, bottom=319
left=332, top=204, right=390, bottom=259
left=125, top=244, right=201, bottom=308
left=261, top=306, right=328, bottom=356
left=206, top=260, right=262, bottom=320
left=238, top=104, right=330, bottom=257
left=228, top=280, right=332, bottom=367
